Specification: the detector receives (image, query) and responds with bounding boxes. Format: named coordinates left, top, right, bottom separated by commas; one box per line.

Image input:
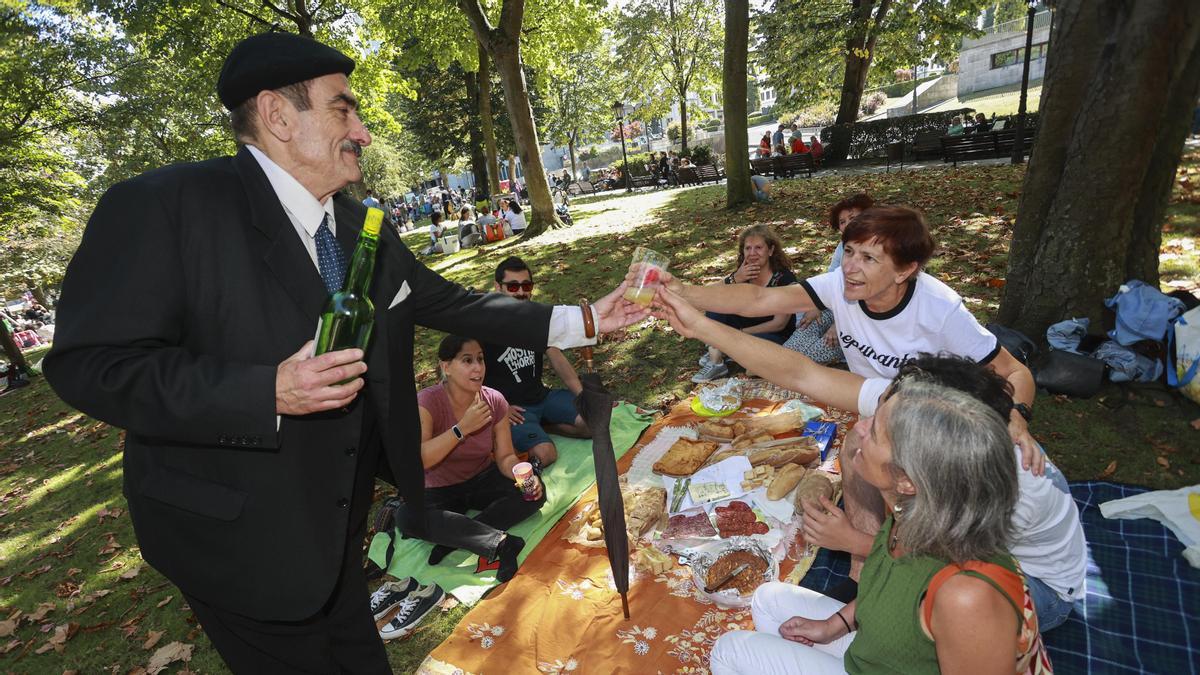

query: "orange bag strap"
left=922, top=561, right=1026, bottom=629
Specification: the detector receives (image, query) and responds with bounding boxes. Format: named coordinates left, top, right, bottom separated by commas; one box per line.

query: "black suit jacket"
left=45, top=146, right=552, bottom=620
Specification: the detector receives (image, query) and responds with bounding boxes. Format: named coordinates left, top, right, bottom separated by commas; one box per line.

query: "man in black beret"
left=45, top=31, right=645, bottom=673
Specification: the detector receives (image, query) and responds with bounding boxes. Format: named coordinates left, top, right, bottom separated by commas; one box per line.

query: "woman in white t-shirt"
left=502, top=199, right=526, bottom=234
left=647, top=205, right=1039, bottom=466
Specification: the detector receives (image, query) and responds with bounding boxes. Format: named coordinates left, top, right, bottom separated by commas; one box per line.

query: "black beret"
left=218, top=32, right=355, bottom=110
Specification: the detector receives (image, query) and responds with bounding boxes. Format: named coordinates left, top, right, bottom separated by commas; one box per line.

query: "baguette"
left=767, top=463, right=807, bottom=500
left=746, top=440, right=820, bottom=468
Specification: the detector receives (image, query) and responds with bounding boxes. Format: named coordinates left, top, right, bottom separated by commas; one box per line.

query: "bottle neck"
left=342, top=230, right=378, bottom=294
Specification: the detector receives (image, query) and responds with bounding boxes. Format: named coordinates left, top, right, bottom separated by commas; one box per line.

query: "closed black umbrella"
left=574, top=372, right=631, bottom=619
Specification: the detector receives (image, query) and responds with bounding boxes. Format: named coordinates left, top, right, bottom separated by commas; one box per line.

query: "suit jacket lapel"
left=234, top=147, right=328, bottom=322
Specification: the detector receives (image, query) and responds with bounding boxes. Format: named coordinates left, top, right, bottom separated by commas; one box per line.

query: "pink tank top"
left=417, top=384, right=509, bottom=488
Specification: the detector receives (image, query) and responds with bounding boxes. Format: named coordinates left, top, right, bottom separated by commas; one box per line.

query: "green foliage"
left=755, top=0, right=987, bottom=114
left=817, top=108, right=974, bottom=158
left=747, top=111, right=776, bottom=127
left=700, top=119, right=721, bottom=131
left=615, top=0, right=722, bottom=148
left=543, top=46, right=622, bottom=159
left=688, top=144, right=713, bottom=165
left=778, top=100, right=838, bottom=128
left=666, top=120, right=695, bottom=143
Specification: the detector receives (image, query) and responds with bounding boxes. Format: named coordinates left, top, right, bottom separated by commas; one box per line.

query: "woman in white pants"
left=711, top=582, right=854, bottom=674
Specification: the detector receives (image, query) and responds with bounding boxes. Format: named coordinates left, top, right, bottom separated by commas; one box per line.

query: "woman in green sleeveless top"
left=711, top=381, right=1046, bottom=674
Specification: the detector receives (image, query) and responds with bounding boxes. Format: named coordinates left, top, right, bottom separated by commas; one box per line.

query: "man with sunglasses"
left=482, top=257, right=591, bottom=468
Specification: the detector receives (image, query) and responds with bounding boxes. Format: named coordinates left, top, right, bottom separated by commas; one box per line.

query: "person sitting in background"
left=709, top=379, right=1049, bottom=674
left=948, top=115, right=965, bottom=135
left=483, top=257, right=591, bottom=467
left=679, top=156, right=692, bottom=168
left=395, top=335, right=546, bottom=582
left=771, top=143, right=788, bottom=158
left=502, top=199, right=526, bottom=235
left=808, top=136, right=824, bottom=164
left=759, top=132, right=772, bottom=156
left=457, top=206, right=481, bottom=248
left=782, top=193, right=874, bottom=365
left=751, top=173, right=771, bottom=202
left=789, top=124, right=809, bottom=155
left=692, top=224, right=797, bottom=382
left=973, top=112, right=994, bottom=133
left=426, top=211, right=445, bottom=254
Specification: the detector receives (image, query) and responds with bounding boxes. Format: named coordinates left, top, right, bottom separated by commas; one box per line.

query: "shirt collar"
left=245, top=144, right=336, bottom=236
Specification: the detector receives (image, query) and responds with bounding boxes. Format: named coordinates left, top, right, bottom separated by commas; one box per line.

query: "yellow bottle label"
left=364, top=207, right=384, bottom=235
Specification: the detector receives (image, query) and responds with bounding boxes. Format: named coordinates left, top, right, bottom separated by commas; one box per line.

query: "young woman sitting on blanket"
left=396, top=335, right=546, bottom=582
left=656, top=284, right=1086, bottom=631
left=691, top=224, right=798, bottom=383
left=782, top=193, right=874, bottom=365
left=708, top=379, right=1052, bottom=675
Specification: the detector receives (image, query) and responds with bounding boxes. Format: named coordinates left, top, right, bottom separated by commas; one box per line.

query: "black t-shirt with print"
left=482, top=341, right=549, bottom=405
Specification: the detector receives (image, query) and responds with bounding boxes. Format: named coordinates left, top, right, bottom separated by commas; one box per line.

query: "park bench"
left=750, top=157, right=774, bottom=176
left=675, top=166, right=700, bottom=186
left=694, top=164, right=725, bottom=183
left=773, top=152, right=815, bottom=178
left=941, top=133, right=1001, bottom=167
left=913, top=131, right=944, bottom=160
left=567, top=180, right=596, bottom=196
left=629, top=172, right=658, bottom=189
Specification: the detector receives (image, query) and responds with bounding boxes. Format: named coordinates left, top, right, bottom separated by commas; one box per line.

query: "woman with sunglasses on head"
left=393, top=334, right=545, bottom=583
left=692, top=224, right=798, bottom=383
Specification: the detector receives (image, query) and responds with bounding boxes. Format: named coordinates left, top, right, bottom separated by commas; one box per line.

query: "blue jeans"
left=1026, top=573, right=1078, bottom=632
left=509, top=389, right=579, bottom=453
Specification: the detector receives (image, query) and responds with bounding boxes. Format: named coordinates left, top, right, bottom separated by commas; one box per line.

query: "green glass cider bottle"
left=314, top=207, right=383, bottom=355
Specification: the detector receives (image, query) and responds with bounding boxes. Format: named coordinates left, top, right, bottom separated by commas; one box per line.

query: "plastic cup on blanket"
left=512, top=462, right=539, bottom=501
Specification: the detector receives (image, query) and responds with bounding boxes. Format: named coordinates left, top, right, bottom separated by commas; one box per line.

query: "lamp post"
left=1011, top=0, right=1039, bottom=164
left=613, top=101, right=632, bottom=193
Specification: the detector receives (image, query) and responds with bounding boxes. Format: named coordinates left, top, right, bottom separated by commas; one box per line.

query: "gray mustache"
left=342, top=140, right=363, bottom=157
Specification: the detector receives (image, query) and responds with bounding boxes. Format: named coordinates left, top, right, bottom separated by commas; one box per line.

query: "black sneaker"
left=378, top=583, right=445, bottom=641
left=368, top=577, right=418, bottom=621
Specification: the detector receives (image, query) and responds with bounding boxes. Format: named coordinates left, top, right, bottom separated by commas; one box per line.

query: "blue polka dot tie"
left=314, top=214, right=347, bottom=294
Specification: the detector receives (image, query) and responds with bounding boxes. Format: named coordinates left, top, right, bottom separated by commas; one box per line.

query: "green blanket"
left=367, top=401, right=653, bottom=605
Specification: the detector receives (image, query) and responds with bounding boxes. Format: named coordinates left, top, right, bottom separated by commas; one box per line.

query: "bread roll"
left=767, top=464, right=807, bottom=500
left=793, top=471, right=835, bottom=510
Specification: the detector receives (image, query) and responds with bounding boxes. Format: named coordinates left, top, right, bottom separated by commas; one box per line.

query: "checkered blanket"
left=800, top=481, right=1200, bottom=675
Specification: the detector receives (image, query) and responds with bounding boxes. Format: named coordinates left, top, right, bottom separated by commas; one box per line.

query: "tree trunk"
left=828, top=0, right=888, bottom=164
left=723, top=0, right=753, bottom=209
left=477, top=42, right=501, bottom=200
left=491, top=44, right=562, bottom=235
left=464, top=69, right=489, bottom=203
left=568, top=136, right=577, bottom=178
left=679, top=94, right=690, bottom=155
left=997, top=0, right=1200, bottom=338
left=0, top=318, right=30, bottom=377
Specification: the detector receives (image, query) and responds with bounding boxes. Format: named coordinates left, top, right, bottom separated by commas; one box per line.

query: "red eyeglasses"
left=503, top=281, right=535, bottom=292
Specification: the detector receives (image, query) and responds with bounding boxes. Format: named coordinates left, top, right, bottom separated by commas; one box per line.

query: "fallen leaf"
left=1157, top=456, right=1170, bottom=469
left=1098, top=460, right=1118, bottom=479
left=142, top=630, right=164, bottom=650
left=1, top=639, right=22, bottom=654
left=128, top=668, right=148, bottom=675
left=155, top=595, right=172, bottom=608
left=26, top=602, right=55, bottom=622
left=0, top=619, right=15, bottom=637
left=146, top=641, right=193, bottom=674
left=120, top=565, right=142, bottom=580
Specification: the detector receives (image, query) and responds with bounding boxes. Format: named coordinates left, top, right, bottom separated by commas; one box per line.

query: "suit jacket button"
left=345, top=447, right=356, bottom=457
left=336, top=498, right=349, bottom=508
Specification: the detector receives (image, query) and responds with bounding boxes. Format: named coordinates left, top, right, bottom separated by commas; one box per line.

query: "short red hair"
left=842, top=206, right=935, bottom=268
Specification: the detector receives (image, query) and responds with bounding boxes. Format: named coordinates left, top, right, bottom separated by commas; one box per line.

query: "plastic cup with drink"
left=512, top=462, right=540, bottom=501
left=623, top=246, right=668, bottom=308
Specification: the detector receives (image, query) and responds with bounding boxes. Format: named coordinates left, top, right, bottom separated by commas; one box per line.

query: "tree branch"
left=214, top=0, right=274, bottom=28
left=458, top=0, right=495, bottom=49
left=499, top=0, right=526, bottom=38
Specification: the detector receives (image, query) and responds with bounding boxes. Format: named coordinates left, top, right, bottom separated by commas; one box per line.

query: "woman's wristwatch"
left=451, top=424, right=464, bottom=441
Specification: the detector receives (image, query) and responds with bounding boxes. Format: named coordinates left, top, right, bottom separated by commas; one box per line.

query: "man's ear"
left=255, top=90, right=294, bottom=143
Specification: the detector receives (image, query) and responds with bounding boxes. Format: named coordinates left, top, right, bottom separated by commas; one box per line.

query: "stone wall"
left=957, top=24, right=1050, bottom=97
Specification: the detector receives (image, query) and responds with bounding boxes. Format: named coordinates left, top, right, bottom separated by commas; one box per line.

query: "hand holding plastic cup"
left=512, top=462, right=540, bottom=501
left=623, top=246, right=669, bottom=308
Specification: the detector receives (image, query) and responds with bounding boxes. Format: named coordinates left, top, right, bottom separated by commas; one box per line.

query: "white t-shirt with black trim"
left=802, top=270, right=999, bottom=380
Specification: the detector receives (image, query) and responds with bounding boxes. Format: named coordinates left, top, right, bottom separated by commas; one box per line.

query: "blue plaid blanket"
left=800, top=481, right=1200, bottom=674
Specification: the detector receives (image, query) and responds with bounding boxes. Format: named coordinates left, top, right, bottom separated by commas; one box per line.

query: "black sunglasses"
left=503, top=281, right=534, bottom=292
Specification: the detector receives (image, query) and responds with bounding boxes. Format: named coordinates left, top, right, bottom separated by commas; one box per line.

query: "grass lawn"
left=922, top=78, right=1044, bottom=117
left=2, top=152, right=1198, bottom=673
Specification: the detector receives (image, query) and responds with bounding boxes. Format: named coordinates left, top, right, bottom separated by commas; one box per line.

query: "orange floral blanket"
left=419, top=386, right=855, bottom=675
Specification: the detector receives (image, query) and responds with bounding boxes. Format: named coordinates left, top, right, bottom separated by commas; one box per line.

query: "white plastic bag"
left=1169, top=305, right=1200, bottom=405
left=1100, top=485, right=1200, bottom=568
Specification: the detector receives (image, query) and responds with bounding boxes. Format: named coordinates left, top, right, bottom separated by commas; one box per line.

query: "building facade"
left=957, top=10, right=1051, bottom=97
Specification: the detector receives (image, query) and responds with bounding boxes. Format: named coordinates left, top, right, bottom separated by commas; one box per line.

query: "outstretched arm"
left=654, top=286, right=863, bottom=413
left=626, top=265, right=817, bottom=318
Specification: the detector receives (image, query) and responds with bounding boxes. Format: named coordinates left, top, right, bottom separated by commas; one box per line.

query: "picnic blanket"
left=418, top=384, right=857, bottom=674
left=367, top=402, right=653, bottom=605
left=799, top=481, right=1200, bottom=675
